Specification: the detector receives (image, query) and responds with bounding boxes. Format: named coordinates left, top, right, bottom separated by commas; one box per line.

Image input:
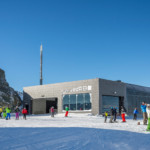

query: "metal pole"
left=40, top=44, right=43, bottom=85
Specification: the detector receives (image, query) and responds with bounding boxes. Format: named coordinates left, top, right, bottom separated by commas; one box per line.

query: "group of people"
left=104, top=106, right=127, bottom=123
left=0, top=106, right=28, bottom=120
left=49, top=106, right=69, bottom=118
left=103, top=102, right=150, bottom=131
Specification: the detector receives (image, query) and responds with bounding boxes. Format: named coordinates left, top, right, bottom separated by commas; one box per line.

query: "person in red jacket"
left=50, top=106, right=54, bottom=117
left=22, top=107, right=27, bottom=120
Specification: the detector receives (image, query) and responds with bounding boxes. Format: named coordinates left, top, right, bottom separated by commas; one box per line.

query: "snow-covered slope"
left=0, top=113, right=150, bottom=150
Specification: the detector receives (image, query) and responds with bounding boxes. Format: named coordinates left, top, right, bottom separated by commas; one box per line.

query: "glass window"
left=63, top=95, right=69, bottom=110
left=77, top=94, right=84, bottom=110
left=85, top=93, right=91, bottom=110
left=70, top=94, right=76, bottom=110
left=102, top=96, right=119, bottom=113
left=62, top=93, right=92, bottom=111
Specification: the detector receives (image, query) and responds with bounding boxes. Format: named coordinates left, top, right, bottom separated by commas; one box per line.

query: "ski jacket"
left=105, top=112, right=108, bottom=117
left=6, top=108, right=11, bottom=113
left=0, top=108, right=2, bottom=113
left=15, top=108, right=20, bottom=113
left=22, top=109, right=27, bottom=114
left=141, top=105, right=146, bottom=113
left=3, top=108, right=6, bottom=113
left=51, top=107, right=54, bottom=113
left=110, top=108, right=114, bottom=115
left=133, top=109, right=138, bottom=114
left=65, top=107, right=69, bottom=111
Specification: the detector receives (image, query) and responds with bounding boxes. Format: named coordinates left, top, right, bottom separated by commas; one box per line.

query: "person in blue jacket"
left=141, top=102, right=147, bottom=125
left=133, top=108, right=138, bottom=120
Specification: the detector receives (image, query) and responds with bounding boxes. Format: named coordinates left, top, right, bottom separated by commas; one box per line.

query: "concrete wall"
left=23, top=78, right=99, bottom=115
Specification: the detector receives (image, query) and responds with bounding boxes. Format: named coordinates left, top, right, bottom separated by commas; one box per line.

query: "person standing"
left=146, top=104, right=150, bottom=131
left=6, top=106, right=11, bottom=120
left=113, top=107, right=117, bottom=122
left=109, top=107, right=114, bottom=123
left=22, top=107, right=27, bottom=120
left=15, top=106, right=20, bottom=120
left=50, top=106, right=55, bottom=117
left=104, top=111, right=108, bottom=123
left=133, top=108, right=138, bottom=120
left=0, top=106, right=2, bottom=118
left=121, top=106, right=126, bottom=122
left=65, top=106, right=69, bottom=117
left=2, top=106, right=6, bottom=119
left=141, top=102, right=147, bottom=125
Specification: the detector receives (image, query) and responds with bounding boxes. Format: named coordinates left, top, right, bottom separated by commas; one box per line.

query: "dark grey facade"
left=23, top=78, right=150, bottom=115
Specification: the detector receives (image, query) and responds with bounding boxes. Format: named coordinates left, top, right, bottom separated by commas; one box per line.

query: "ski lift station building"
left=23, top=78, right=150, bottom=115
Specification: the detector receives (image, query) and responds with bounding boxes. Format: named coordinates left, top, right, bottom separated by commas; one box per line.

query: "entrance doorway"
left=46, top=98, right=57, bottom=113
left=102, top=96, right=124, bottom=114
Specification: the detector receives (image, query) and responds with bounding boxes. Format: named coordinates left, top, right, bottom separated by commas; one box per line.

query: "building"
left=23, top=78, right=150, bottom=115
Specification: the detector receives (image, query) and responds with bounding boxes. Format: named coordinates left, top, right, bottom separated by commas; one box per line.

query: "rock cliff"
left=0, top=68, right=21, bottom=107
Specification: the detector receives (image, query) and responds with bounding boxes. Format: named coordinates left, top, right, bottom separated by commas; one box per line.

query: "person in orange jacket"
left=22, top=107, right=27, bottom=120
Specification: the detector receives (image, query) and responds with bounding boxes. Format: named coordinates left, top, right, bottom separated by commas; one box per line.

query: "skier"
left=133, top=108, right=138, bottom=120
left=146, top=104, right=150, bottom=131
left=104, top=111, right=108, bottom=123
left=121, top=106, right=126, bottom=122
left=141, top=102, right=147, bottom=125
left=2, top=106, right=6, bottom=119
left=0, top=106, right=2, bottom=118
left=22, top=107, right=27, bottom=120
left=50, top=106, right=55, bottom=117
left=109, top=107, right=114, bottom=123
left=6, top=106, right=11, bottom=120
left=15, top=106, right=20, bottom=120
left=65, top=106, right=69, bottom=117
left=113, top=107, right=117, bottom=122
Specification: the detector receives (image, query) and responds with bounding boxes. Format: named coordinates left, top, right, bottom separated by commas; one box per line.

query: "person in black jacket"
left=113, top=107, right=117, bottom=122
left=15, top=106, right=20, bottom=120
left=109, top=107, right=114, bottom=123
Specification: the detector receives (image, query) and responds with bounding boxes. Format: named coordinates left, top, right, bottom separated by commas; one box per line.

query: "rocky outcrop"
left=0, top=68, right=21, bottom=107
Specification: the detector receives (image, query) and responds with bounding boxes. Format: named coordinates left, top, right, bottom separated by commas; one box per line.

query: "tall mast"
left=40, top=44, right=43, bottom=85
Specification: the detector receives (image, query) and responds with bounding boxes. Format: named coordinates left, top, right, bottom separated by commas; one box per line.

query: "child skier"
left=65, top=106, right=69, bottom=117
left=146, top=104, right=150, bottom=131
left=133, top=108, right=138, bottom=120
left=104, top=111, right=108, bottom=123
left=15, top=106, right=20, bottom=120
left=121, top=106, right=126, bottom=122
left=22, top=107, right=27, bottom=120
left=6, top=106, right=11, bottom=120
left=2, top=106, right=6, bottom=119
left=0, top=106, right=2, bottom=118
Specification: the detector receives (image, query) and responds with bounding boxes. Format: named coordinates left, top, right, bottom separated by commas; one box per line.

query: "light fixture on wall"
left=41, top=95, right=45, bottom=97
left=114, top=91, right=117, bottom=94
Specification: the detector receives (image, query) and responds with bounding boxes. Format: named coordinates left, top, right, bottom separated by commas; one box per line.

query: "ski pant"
left=133, top=114, right=137, bottom=120
left=16, top=112, right=19, bottom=119
left=114, top=114, right=117, bottom=121
left=51, top=112, right=54, bottom=117
left=121, top=113, right=126, bottom=122
left=0, top=112, right=2, bottom=118
left=65, top=111, right=68, bottom=117
left=147, top=118, right=150, bottom=130
left=6, top=113, right=10, bottom=120
left=143, top=112, right=148, bottom=125
left=23, top=114, right=26, bottom=120
left=109, top=115, right=114, bottom=123
left=104, top=116, right=107, bottom=123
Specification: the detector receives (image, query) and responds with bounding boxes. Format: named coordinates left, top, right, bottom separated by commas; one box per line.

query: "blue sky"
left=0, top=0, right=150, bottom=92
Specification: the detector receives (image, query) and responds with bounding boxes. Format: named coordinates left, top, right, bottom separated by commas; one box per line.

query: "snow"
left=0, top=113, right=150, bottom=150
